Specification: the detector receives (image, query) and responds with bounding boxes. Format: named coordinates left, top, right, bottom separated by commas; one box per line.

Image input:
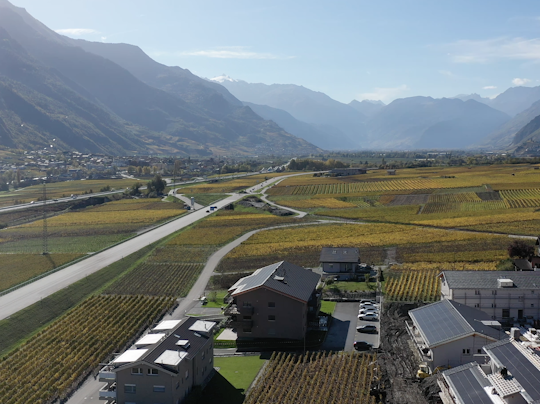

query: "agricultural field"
left=0, top=295, right=175, bottom=404
left=0, top=179, right=137, bottom=207
left=245, top=351, right=378, bottom=404
left=385, top=270, right=440, bottom=302
left=183, top=172, right=288, bottom=194
left=106, top=209, right=300, bottom=297
left=0, top=198, right=185, bottom=254
left=0, top=253, right=83, bottom=292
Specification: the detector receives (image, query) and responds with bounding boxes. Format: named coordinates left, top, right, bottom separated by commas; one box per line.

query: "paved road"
left=171, top=193, right=205, bottom=210
left=0, top=193, right=242, bottom=320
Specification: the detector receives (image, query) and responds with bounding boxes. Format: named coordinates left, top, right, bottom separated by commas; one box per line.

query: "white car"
left=359, top=308, right=378, bottom=315
left=358, top=314, right=379, bottom=322
left=360, top=304, right=378, bottom=311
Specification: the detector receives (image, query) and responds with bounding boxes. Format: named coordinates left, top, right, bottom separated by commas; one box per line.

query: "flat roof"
left=189, top=320, right=215, bottom=334
left=154, top=350, right=188, bottom=366
left=135, top=333, right=165, bottom=346
left=152, top=320, right=181, bottom=331
left=112, top=349, right=148, bottom=364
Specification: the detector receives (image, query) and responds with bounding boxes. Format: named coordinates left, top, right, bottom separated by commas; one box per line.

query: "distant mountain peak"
left=210, top=74, right=238, bottom=83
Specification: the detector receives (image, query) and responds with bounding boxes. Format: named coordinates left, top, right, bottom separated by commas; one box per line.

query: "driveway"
left=321, top=302, right=359, bottom=352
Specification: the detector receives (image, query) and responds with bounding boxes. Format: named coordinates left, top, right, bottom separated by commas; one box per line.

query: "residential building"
left=407, top=299, right=503, bottom=371
left=226, top=261, right=321, bottom=340
left=439, top=271, right=540, bottom=322
left=319, top=247, right=360, bottom=280
left=329, top=168, right=366, bottom=176
left=438, top=339, right=540, bottom=404
left=99, top=317, right=216, bottom=404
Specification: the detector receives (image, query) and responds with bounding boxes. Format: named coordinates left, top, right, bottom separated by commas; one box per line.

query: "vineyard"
left=244, top=351, right=378, bottom=404
left=106, top=263, right=203, bottom=296
left=0, top=253, right=82, bottom=292
left=0, top=295, right=175, bottom=404
left=385, top=270, right=440, bottom=302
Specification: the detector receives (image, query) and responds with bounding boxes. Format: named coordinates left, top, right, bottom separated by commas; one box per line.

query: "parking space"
left=354, top=301, right=381, bottom=350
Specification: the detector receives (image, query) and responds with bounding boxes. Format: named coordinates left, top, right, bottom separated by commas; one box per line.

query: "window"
left=243, top=327, right=252, bottom=333
left=329, top=263, right=333, bottom=268
left=491, top=303, right=496, bottom=308
left=124, top=384, right=136, bottom=394
left=153, top=385, right=166, bottom=393
left=532, top=304, right=535, bottom=308
left=268, top=315, right=276, bottom=321
left=202, top=351, right=205, bottom=360
left=477, top=349, right=482, bottom=354
left=474, top=303, right=480, bottom=308
left=502, top=309, right=510, bottom=318
left=243, top=315, right=252, bottom=320
left=148, top=368, right=159, bottom=375
left=131, top=367, right=143, bottom=375
left=242, top=302, right=251, bottom=307
left=176, top=381, right=180, bottom=390
left=268, top=302, right=276, bottom=308
left=474, top=290, right=480, bottom=295
left=492, top=290, right=497, bottom=295
left=268, top=328, right=276, bottom=335
left=518, top=296, right=524, bottom=302
left=185, top=370, right=189, bottom=379
left=462, top=349, right=470, bottom=355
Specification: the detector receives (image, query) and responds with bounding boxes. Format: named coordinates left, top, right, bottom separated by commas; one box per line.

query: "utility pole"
left=42, top=181, right=48, bottom=255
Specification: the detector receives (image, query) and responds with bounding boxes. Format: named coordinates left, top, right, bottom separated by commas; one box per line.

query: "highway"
left=0, top=171, right=311, bottom=320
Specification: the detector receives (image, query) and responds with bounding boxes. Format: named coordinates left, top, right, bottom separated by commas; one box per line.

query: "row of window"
left=462, top=349, right=483, bottom=355
left=474, top=290, right=536, bottom=295
left=131, top=368, right=159, bottom=376
left=473, top=303, right=535, bottom=308
left=243, top=302, right=276, bottom=307
left=243, top=315, right=276, bottom=321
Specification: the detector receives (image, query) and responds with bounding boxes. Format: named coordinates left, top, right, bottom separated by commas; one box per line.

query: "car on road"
left=353, top=341, right=373, bottom=351
left=357, top=325, right=378, bottom=334
left=358, top=314, right=379, bottom=322
left=30, top=201, right=35, bottom=204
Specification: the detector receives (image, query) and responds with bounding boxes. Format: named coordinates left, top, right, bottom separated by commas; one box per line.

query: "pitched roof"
left=229, top=261, right=320, bottom=302
left=441, top=270, right=540, bottom=290
left=319, top=247, right=359, bottom=263
left=409, top=299, right=503, bottom=348
left=441, top=362, right=494, bottom=404
left=513, top=259, right=533, bottom=270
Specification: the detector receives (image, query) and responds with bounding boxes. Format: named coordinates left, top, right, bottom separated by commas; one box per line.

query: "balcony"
left=99, top=382, right=117, bottom=400
left=98, top=366, right=116, bottom=382
left=239, top=305, right=254, bottom=315
left=231, top=319, right=253, bottom=327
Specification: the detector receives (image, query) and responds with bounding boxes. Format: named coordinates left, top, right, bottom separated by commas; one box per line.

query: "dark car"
left=357, top=325, right=378, bottom=334
left=354, top=341, right=373, bottom=351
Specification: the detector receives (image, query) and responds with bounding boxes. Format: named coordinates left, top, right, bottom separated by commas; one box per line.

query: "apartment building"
left=440, top=271, right=540, bottom=322
left=226, top=261, right=321, bottom=340
left=99, top=317, right=216, bottom=404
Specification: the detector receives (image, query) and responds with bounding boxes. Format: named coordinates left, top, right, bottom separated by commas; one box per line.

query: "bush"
left=507, top=240, right=534, bottom=258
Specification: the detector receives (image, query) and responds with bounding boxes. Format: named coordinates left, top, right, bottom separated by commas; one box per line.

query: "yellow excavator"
left=417, top=362, right=450, bottom=379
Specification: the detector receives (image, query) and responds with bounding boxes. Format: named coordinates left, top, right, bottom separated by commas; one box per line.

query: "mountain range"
left=2, top=0, right=540, bottom=155
left=0, top=0, right=320, bottom=156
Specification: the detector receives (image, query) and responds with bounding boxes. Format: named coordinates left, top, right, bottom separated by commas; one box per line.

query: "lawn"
left=191, top=356, right=266, bottom=404
left=203, top=290, right=229, bottom=308
left=320, top=300, right=336, bottom=314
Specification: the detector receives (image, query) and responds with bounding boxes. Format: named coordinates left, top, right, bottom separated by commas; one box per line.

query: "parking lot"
left=321, top=301, right=381, bottom=352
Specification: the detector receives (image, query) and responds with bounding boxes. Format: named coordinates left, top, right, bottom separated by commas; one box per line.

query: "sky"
left=8, top=0, right=540, bottom=104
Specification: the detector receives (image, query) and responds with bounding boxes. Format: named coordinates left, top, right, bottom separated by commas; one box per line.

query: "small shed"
left=387, top=169, right=396, bottom=175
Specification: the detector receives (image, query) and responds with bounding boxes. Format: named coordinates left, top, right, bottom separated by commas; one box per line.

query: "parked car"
left=357, top=325, right=378, bottom=334
left=359, top=309, right=378, bottom=315
left=354, top=341, right=373, bottom=351
left=360, top=304, right=378, bottom=311
left=358, top=314, right=379, bottom=322
left=360, top=299, right=376, bottom=304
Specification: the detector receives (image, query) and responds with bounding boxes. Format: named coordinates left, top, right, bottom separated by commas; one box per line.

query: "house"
left=439, top=271, right=540, bottom=321
left=387, top=169, right=396, bottom=175
left=329, top=168, right=366, bottom=176
left=320, top=247, right=360, bottom=280
left=99, top=317, right=216, bottom=404
left=438, top=339, right=540, bottom=404
left=406, top=299, right=503, bottom=371
left=226, top=261, right=321, bottom=340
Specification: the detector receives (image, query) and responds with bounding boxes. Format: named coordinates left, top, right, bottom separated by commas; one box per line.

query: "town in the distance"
left=1, top=1, right=540, bottom=404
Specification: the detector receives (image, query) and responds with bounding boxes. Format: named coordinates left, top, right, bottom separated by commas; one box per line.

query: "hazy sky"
left=8, top=0, right=540, bottom=104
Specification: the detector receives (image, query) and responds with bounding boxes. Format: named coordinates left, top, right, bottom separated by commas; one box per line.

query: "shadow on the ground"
left=191, top=372, right=245, bottom=404
left=321, top=317, right=349, bottom=351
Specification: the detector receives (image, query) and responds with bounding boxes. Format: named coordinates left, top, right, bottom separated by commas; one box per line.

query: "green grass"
left=214, top=356, right=266, bottom=391
left=0, top=234, right=131, bottom=254
left=204, top=290, right=229, bottom=308
left=0, top=240, right=160, bottom=356
left=320, top=300, right=337, bottom=314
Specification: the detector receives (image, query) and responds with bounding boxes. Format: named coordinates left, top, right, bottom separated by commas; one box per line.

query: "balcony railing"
left=98, top=366, right=116, bottom=382
left=99, top=382, right=117, bottom=400
left=231, top=319, right=253, bottom=327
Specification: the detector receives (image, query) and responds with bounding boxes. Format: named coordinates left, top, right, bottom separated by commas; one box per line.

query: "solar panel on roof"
left=411, top=301, right=471, bottom=346
left=488, top=342, right=540, bottom=401
left=447, top=370, right=493, bottom=404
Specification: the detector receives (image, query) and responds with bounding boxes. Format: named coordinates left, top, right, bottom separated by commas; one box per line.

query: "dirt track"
left=377, top=303, right=441, bottom=404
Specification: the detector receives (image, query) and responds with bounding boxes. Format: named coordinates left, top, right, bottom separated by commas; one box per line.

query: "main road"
left=0, top=171, right=314, bottom=321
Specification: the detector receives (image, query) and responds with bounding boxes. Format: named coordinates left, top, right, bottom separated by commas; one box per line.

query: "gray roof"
left=484, top=339, right=540, bottom=402
left=441, top=271, right=540, bottom=290
left=409, top=299, right=503, bottom=347
left=441, top=362, right=493, bottom=404
left=320, top=247, right=359, bottom=263
left=513, top=259, right=533, bottom=270
left=229, top=261, right=320, bottom=302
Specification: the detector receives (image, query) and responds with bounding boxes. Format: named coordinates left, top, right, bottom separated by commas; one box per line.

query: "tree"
left=129, top=182, right=142, bottom=196
left=507, top=240, right=534, bottom=259
left=146, top=174, right=167, bottom=196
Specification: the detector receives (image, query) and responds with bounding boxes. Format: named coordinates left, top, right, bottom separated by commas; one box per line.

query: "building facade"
left=440, top=271, right=540, bottom=322
left=319, top=247, right=360, bottom=280
left=99, top=318, right=216, bottom=404
left=226, top=261, right=321, bottom=340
